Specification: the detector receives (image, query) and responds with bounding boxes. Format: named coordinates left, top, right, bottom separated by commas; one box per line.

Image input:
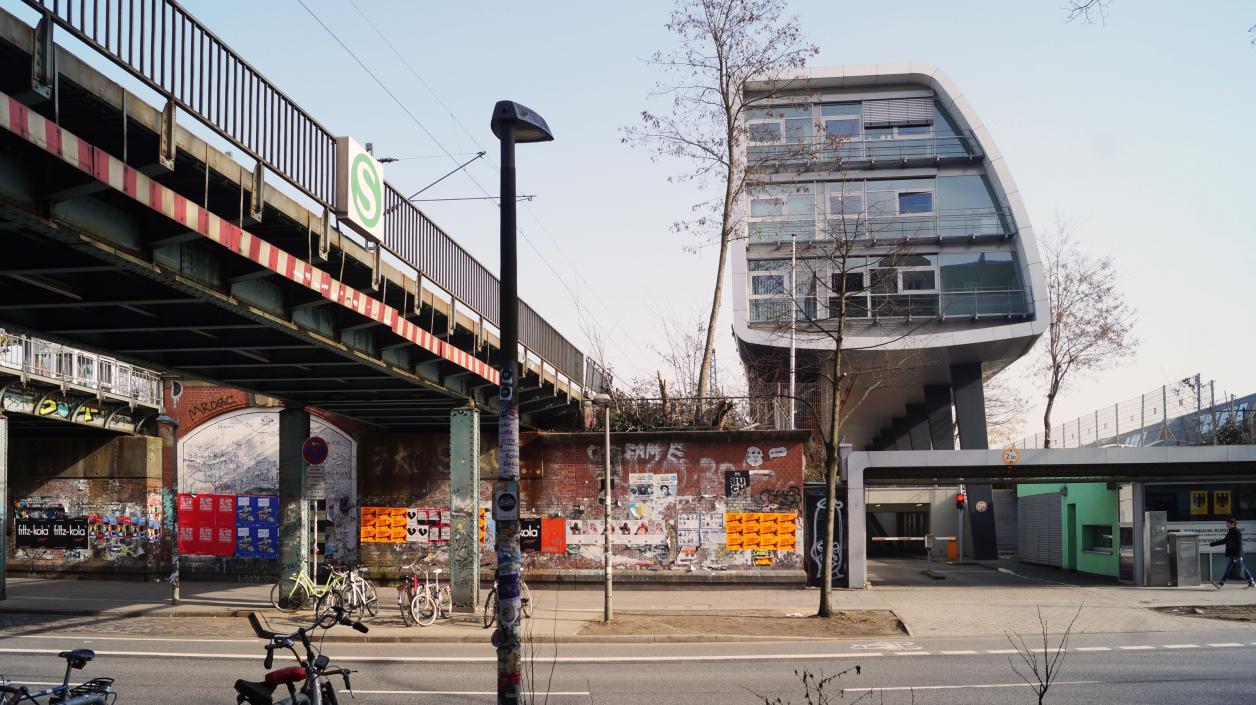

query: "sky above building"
left=13, top=0, right=1253, bottom=440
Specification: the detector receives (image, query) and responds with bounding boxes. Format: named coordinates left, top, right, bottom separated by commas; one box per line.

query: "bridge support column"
left=449, top=407, right=480, bottom=613
left=906, top=404, right=931, bottom=450
left=279, top=407, right=311, bottom=580
left=951, top=363, right=997, bottom=560
left=157, top=415, right=180, bottom=604
left=925, top=385, right=954, bottom=450
left=0, top=413, right=7, bottom=600
left=891, top=418, right=912, bottom=450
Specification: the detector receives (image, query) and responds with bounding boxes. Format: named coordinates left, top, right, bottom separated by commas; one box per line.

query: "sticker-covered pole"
left=490, top=101, right=552, bottom=705
left=494, top=119, right=523, bottom=705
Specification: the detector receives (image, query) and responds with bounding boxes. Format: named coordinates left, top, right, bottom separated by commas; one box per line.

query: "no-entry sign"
left=302, top=436, right=329, bottom=465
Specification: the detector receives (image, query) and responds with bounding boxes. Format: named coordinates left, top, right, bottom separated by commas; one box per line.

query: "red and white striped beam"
left=0, top=92, right=498, bottom=385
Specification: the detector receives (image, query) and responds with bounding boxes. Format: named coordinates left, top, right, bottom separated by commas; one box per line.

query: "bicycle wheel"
left=271, top=577, right=307, bottom=612
left=410, top=592, right=438, bottom=627
left=316, top=588, right=345, bottom=621
left=482, top=588, right=497, bottom=629
left=398, top=586, right=415, bottom=627
left=520, top=581, right=533, bottom=618
left=362, top=579, right=380, bottom=618
left=437, top=585, right=452, bottom=617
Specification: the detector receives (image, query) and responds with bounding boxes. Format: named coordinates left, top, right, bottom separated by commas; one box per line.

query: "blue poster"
left=235, top=495, right=279, bottom=559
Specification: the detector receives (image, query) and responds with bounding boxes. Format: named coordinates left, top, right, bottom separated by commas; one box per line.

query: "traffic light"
left=955, top=492, right=966, bottom=510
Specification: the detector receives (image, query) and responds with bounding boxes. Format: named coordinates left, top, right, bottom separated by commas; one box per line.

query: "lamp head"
left=491, top=101, right=554, bottom=143
left=591, top=392, right=612, bottom=407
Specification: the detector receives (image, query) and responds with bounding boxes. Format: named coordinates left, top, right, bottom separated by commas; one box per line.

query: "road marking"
left=1164, top=644, right=1200, bottom=649
left=1208, top=643, right=1243, bottom=647
left=0, top=633, right=255, bottom=644
left=1075, top=646, right=1111, bottom=651
left=847, top=680, right=1101, bottom=693
left=940, top=650, right=977, bottom=655
left=344, top=691, right=590, bottom=697
left=0, top=647, right=880, bottom=664
left=985, top=649, right=1019, bottom=654
left=1119, top=646, right=1154, bottom=650
left=893, top=651, right=929, bottom=656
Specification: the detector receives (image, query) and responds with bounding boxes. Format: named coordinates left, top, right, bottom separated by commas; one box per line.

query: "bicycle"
left=408, top=561, right=452, bottom=627
left=396, top=558, right=436, bottom=627
left=235, top=607, right=366, bottom=705
left=0, top=648, right=115, bottom=704
left=270, top=561, right=346, bottom=613
left=482, top=576, right=532, bottom=629
left=316, top=565, right=378, bottom=621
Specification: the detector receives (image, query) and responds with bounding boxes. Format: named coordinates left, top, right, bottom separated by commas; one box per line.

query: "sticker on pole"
left=974, top=499, right=989, bottom=513
left=302, top=436, right=329, bottom=466
left=1001, top=447, right=1021, bottom=466
left=493, top=481, right=519, bottom=521
left=334, top=136, right=385, bottom=241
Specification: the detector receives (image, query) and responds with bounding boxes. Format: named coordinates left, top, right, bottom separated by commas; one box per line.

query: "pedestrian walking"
left=1210, top=518, right=1255, bottom=589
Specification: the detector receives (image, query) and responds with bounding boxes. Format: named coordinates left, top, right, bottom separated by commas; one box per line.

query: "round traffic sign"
left=1001, top=447, right=1021, bottom=466
left=302, top=436, right=330, bottom=465
left=975, top=500, right=989, bottom=513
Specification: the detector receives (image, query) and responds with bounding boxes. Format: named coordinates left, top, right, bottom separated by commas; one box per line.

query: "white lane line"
left=846, top=681, right=1101, bottom=693
left=1120, top=646, right=1155, bottom=650
left=0, top=647, right=880, bottom=664
left=893, top=652, right=930, bottom=656
left=940, top=650, right=977, bottom=655
left=1164, top=644, right=1201, bottom=649
left=344, top=692, right=590, bottom=697
left=0, top=633, right=255, bottom=644
left=1208, top=643, right=1243, bottom=648
left=985, top=649, right=1018, bottom=654
left=1075, top=646, right=1111, bottom=652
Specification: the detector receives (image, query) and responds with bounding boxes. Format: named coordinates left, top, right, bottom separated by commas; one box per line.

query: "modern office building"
left=731, top=64, right=1048, bottom=557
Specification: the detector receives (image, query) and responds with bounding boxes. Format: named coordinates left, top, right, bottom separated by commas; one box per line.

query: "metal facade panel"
left=862, top=98, right=933, bottom=127
left=993, top=488, right=1018, bottom=552
left=1016, top=492, right=1062, bottom=567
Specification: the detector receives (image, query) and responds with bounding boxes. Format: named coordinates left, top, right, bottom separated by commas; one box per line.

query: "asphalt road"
left=3, top=626, right=1256, bottom=704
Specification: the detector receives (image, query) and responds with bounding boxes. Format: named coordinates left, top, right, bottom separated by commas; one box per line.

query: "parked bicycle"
left=234, top=607, right=366, bottom=705
left=315, top=564, right=378, bottom=621
left=396, top=558, right=436, bottom=627
left=403, top=558, right=452, bottom=627
left=0, top=648, right=115, bottom=704
left=270, top=561, right=346, bottom=613
left=482, top=576, right=532, bottom=628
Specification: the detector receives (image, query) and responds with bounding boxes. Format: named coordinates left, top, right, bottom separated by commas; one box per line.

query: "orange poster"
left=540, top=517, right=567, bottom=554
left=723, top=512, right=798, bottom=551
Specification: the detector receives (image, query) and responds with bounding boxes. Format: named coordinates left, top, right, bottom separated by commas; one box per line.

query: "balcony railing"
left=748, top=130, right=982, bottom=169
left=748, top=208, right=1015, bottom=244
left=0, top=331, right=162, bottom=408
left=749, top=288, right=1034, bottom=324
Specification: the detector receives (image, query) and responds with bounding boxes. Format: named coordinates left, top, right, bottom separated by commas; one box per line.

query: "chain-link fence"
left=1015, top=374, right=1256, bottom=449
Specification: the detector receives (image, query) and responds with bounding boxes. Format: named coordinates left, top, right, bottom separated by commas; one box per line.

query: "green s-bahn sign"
left=335, top=136, right=385, bottom=241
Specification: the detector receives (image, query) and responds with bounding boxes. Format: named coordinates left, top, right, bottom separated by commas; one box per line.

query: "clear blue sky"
left=15, top=0, right=1254, bottom=439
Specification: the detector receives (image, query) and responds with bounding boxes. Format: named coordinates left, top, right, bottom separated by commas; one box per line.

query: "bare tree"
left=1064, top=0, right=1111, bottom=25
left=1006, top=605, right=1084, bottom=705
left=624, top=0, right=817, bottom=420
left=1038, top=219, right=1137, bottom=447
left=985, top=374, right=1029, bottom=447
left=750, top=181, right=932, bottom=616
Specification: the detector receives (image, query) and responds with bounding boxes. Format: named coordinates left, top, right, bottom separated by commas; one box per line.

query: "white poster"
left=566, top=520, right=604, bottom=546
left=1169, top=521, right=1256, bottom=554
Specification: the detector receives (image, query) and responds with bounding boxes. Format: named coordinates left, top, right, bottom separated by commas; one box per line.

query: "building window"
left=939, top=251, right=1026, bottom=316
left=746, top=105, right=813, bottom=144
left=869, top=254, right=938, bottom=317
left=827, top=258, right=869, bottom=319
left=747, top=184, right=817, bottom=243
left=1083, top=525, right=1113, bottom=553
left=748, top=259, right=789, bottom=322
left=897, top=191, right=934, bottom=214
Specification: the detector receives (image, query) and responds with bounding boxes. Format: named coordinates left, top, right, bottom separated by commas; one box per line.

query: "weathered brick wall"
left=8, top=435, right=163, bottom=575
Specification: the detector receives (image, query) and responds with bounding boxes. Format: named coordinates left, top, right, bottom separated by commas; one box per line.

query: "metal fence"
left=0, top=330, right=163, bottom=407
left=1015, top=375, right=1256, bottom=449
left=24, top=0, right=587, bottom=387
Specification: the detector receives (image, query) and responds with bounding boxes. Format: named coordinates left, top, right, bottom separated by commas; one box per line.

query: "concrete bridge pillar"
left=924, top=385, right=954, bottom=451
left=906, top=404, right=931, bottom=450
left=279, top=407, right=311, bottom=580
left=449, top=407, right=480, bottom=612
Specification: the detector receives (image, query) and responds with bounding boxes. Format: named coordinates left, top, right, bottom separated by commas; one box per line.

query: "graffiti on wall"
left=178, top=408, right=357, bottom=560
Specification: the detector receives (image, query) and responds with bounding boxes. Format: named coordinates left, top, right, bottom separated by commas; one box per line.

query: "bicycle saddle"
left=234, top=667, right=306, bottom=705
left=58, top=649, right=95, bottom=668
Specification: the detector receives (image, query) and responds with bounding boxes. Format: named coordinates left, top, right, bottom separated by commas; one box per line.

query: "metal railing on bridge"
left=0, top=330, right=162, bottom=407
left=22, top=0, right=587, bottom=388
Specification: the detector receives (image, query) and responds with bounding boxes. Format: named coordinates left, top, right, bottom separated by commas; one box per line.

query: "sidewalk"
left=2, top=563, right=1255, bottom=641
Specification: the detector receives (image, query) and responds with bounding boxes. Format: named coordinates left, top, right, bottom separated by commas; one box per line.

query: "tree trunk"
left=693, top=232, right=730, bottom=423
left=1043, top=377, right=1059, bottom=448
left=695, top=95, right=739, bottom=421
left=818, top=343, right=842, bottom=617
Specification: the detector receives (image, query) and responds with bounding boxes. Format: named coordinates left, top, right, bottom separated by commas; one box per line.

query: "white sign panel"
left=1169, top=522, right=1256, bottom=554
left=306, top=465, right=326, bottom=501
left=335, top=136, right=385, bottom=241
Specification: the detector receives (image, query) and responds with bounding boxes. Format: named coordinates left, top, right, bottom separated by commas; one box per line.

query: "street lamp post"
left=591, top=392, right=613, bottom=622
left=490, top=100, right=552, bottom=705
